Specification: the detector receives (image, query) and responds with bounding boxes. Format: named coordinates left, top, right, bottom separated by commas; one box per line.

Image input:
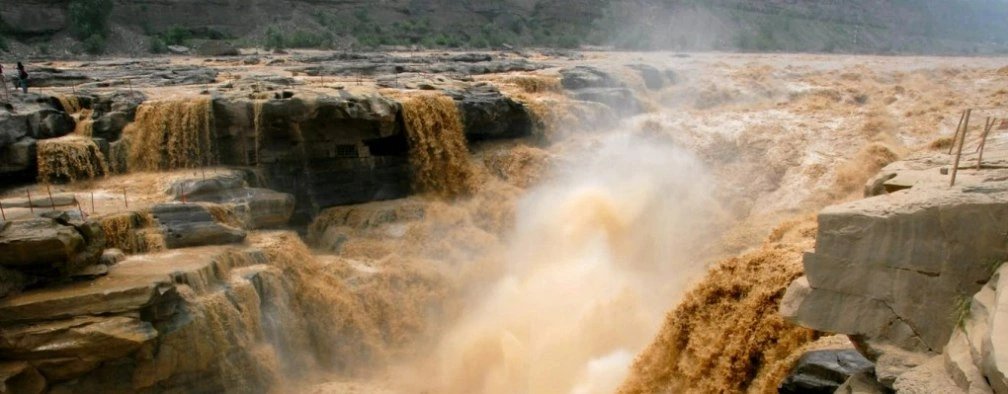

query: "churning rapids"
left=5, top=52, right=1008, bottom=394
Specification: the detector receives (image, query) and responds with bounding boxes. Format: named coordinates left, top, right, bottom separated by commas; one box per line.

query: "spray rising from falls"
left=400, top=93, right=474, bottom=197
left=123, top=97, right=215, bottom=172
left=426, top=135, right=727, bottom=394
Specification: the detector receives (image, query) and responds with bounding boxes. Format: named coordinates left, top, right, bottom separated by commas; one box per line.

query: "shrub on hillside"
left=68, top=0, right=114, bottom=40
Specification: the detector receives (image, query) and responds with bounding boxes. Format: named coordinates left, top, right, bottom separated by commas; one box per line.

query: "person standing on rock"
left=15, top=62, right=28, bottom=94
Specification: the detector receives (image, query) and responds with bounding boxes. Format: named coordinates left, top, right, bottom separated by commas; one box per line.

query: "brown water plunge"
left=400, top=93, right=475, bottom=197
left=123, top=97, right=215, bottom=172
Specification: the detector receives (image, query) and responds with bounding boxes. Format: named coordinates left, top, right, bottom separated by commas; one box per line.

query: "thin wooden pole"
left=123, top=187, right=128, bottom=209
left=46, top=184, right=56, bottom=211
left=76, top=198, right=85, bottom=219
left=951, top=109, right=972, bottom=187
left=26, top=190, right=33, bottom=213
left=949, top=110, right=967, bottom=154
left=977, top=117, right=996, bottom=170
left=0, top=200, right=6, bottom=221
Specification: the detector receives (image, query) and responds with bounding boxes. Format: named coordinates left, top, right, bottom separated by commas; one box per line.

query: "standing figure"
left=16, top=62, right=28, bottom=94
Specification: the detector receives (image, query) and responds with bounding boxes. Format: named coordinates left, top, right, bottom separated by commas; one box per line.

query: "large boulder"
left=149, top=204, right=246, bottom=249
left=90, top=91, right=146, bottom=141
left=0, top=219, right=83, bottom=274
left=780, top=349, right=874, bottom=393
left=782, top=181, right=1008, bottom=355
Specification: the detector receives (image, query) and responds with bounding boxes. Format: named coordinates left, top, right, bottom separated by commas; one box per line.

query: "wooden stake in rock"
left=26, top=190, right=33, bottom=213
left=0, top=200, right=6, bottom=221
left=76, top=197, right=86, bottom=219
left=91, top=191, right=95, bottom=214
left=950, top=110, right=967, bottom=155
left=123, top=187, right=128, bottom=209
left=951, top=109, right=972, bottom=187
left=978, top=117, right=996, bottom=170
left=46, top=184, right=56, bottom=211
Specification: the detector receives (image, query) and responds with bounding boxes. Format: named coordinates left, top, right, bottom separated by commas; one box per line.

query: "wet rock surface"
left=780, top=350, right=874, bottom=394
left=167, top=172, right=295, bottom=229
left=149, top=203, right=246, bottom=249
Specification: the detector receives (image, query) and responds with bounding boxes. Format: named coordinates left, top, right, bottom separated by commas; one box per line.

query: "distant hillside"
left=1, top=0, right=1007, bottom=57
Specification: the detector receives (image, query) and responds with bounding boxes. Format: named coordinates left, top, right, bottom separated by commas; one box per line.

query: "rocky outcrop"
left=0, top=245, right=311, bottom=393
left=166, top=171, right=295, bottom=229
left=0, top=217, right=105, bottom=278
left=782, top=182, right=1008, bottom=354
left=149, top=204, right=246, bottom=249
left=782, top=152, right=1008, bottom=391
left=213, top=92, right=409, bottom=224
left=447, top=83, right=532, bottom=141
left=558, top=66, right=642, bottom=115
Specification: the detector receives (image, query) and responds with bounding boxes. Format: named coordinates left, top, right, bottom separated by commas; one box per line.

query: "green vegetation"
left=149, top=38, right=168, bottom=54
left=68, top=0, right=114, bottom=54
left=954, top=295, right=973, bottom=330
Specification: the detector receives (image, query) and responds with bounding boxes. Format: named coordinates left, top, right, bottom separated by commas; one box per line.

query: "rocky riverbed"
left=1, top=50, right=1007, bottom=393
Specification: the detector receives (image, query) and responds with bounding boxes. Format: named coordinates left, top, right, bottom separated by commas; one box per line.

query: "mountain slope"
left=1, top=0, right=1006, bottom=56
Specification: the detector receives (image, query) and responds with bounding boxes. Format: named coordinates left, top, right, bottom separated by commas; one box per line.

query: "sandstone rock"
left=0, top=316, right=156, bottom=361
left=893, top=356, right=965, bottom=394
left=0, top=218, right=84, bottom=272
left=944, top=329, right=993, bottom=393
left=834, top=370, right=892, bottom=394
left=167, top=45, right=190, bottom=54
left=0, top=361, right=45, bottom=394
left=149, top=204, right=246, bottom=249
left=983, top=264, right=1008, bottom=393
left=783, top=181, right=1008, bottom=354
left=167, top=173, right=296, bottom=229
left=779, top=349, right=873, bottom=394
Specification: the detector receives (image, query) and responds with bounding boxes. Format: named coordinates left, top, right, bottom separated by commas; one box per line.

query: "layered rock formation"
left=782, top=152, right=1008, bottom=391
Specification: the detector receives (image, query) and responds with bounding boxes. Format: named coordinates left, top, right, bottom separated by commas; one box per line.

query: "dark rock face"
left=560, top=66, right=623, bottom=90
left=90, top=91, right=146, bottom=141
left=780, top=350, right=875, bottom=394
left=626, top=63, right=668, bottom=90
left=149, top=204, right=247, bottom=249
left=559, top=66, right=642, bottom=116
left=167, top=172, right=296, bottom=229
left=446, top=84, right=533, bottom=141
left=213, top=93, right=410, bottom=224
